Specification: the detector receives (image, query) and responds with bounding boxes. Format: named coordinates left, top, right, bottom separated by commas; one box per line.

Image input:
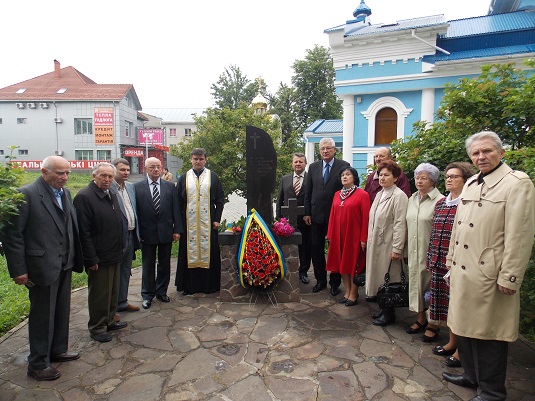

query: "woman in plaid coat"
left=427, top=162, right=475, bottom=367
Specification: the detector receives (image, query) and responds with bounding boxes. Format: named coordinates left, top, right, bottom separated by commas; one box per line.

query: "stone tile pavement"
left=1, top=266, right=534, bottom=401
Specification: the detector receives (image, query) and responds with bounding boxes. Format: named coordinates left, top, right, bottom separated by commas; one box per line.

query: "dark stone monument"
left=246, top=125, right=277, bottom=223
left=280, top=198, right=304, bottom=227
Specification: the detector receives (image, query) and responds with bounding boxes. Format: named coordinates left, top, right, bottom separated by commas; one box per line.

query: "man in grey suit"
left=111, top=158, right=140, bottom=313
left=276, top=153, right=311, bottom=284
left=134, top=157, right=181, bottom=309
left=304, top=138, right=350, bottom=295
left=1, top=156, right=83, bottom=380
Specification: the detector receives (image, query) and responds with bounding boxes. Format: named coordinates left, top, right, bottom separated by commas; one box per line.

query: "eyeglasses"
left=319, top=147, right=334, bottom=151
left=445, top=174, right=462, bottom=180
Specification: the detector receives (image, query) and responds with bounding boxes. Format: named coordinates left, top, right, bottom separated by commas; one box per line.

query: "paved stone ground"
left=1, top=266, right=534, bottom=401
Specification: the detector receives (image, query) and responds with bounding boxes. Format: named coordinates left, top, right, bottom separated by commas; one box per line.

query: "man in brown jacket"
left=443, top=131, right=535, bottom=401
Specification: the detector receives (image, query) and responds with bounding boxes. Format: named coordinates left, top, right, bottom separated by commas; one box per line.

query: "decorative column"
left=421, top=88, right=435, bottom=125
left=342, top=95, right=355, bottom=164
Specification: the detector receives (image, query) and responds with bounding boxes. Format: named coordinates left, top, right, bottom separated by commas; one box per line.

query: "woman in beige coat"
left=405, top=163, right=443, bottom=341
left=365, top=160, right=409, bottom=326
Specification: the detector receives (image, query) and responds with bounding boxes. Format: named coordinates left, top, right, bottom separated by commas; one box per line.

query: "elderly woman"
left=366, top=160, right=409, bottom=326
left=326, top=168, right=370, bottom=306
left=428, top=162, right=475, bottom=368
left=406, top=163, right=443, bottom=340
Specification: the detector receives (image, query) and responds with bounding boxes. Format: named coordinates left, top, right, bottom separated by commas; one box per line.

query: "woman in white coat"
left=405, top=163, right=443, bottom=341
left=365, top=160, right=409, bottom=326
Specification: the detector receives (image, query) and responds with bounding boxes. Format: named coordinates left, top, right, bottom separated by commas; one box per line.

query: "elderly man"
left=276, top=153, right=312, bottom=284
left=443, top=131, right=534, bottom=401
left=304, top=138, right=350, bottom=295
left=74, top=163, right=126, bottom=343
left=135, top=157, right=181, bottom=309
left=364, top=147, right=411, bottom=203
left=111, top=158, right=140, bottom=313
left=1, top=156, right=83, bottom=380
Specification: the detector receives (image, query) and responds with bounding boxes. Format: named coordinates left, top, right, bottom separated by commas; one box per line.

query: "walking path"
left=1, top=266, right=534, bottom=401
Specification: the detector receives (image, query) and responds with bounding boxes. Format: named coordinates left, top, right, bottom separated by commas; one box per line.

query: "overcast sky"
left=1, top=0, right=489, bottom=109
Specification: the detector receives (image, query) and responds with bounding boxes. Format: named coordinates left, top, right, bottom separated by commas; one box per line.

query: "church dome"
left=353, top=0, right=372, bottom=18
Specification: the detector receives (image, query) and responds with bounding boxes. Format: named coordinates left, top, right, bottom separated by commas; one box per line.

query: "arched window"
left=375, top=107, right=397, bottom=145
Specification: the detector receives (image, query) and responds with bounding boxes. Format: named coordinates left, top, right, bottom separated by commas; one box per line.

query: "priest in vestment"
left=175, top=148, right=225, bottom=294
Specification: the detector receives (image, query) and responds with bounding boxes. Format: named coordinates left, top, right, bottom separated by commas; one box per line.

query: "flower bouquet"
left=272, top=217, right=295, bottom=237
left=238, top=209, right=287, bottom=289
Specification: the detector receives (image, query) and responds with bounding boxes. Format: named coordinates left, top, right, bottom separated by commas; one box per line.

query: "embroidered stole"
left=186, top=168, right=211, bottom=268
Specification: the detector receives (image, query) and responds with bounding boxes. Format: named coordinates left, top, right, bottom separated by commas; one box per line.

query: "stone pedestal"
left=219, top=231, right=301, bottom=303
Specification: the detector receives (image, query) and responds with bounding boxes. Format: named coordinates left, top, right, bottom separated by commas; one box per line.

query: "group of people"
left=276, top=133, right=534, bottom=401
left=1, top=147, right=223, bottom=380
left=2, top=132, right=533, bottom=401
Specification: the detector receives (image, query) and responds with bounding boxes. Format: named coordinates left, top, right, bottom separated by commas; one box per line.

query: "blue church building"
left=304, top=0, right=535, bottom=172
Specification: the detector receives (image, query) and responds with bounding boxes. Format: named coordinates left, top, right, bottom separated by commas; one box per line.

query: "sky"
left=1, top=0, right=490, bottom=109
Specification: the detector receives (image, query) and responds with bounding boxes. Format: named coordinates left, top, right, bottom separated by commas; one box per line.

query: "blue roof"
left=304, top=119, right=343, bottom=134
left=443, top=10, right=535, bottom=38
left=424, top=44, right=535, bottom=62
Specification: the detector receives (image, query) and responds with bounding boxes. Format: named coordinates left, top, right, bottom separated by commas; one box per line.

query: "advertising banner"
left=14, top=160, right=108, bottom=170
left=94, top=107, right=114, bottom=145
left=138, top=128, right=163, bottom=145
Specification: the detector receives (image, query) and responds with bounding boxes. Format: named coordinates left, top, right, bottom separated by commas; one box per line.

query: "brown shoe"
left=114, top=314, right=120, bottom=322
left=27, top=365, right=61, bottom=381
left=120, top=304, right=140, bottom=312
left=50, top=351, right=80, bottom=362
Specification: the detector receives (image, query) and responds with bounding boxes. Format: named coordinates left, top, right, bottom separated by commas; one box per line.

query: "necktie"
left=54, top=189, right=64, bottom=210
left=151, top=181, right=160, bottom=213
left=294, top=175, right=301, bottom=195
left=323, top=163, right=330, bottom=185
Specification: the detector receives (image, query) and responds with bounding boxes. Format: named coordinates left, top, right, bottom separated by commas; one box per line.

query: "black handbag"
left=353, top=250, right=366, bottom=287
left=376, top=259, right=409, bottom=308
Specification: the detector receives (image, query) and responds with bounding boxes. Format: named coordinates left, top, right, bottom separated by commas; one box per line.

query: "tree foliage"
left=268, top=83, right=299, bottom=142
left=0, top=149, right=26, bottom=234
left=170, top=105, right=299, bottom=202
left=210, top=65, right=266, bottom=110
left=291, top=45, right=342, bottom=130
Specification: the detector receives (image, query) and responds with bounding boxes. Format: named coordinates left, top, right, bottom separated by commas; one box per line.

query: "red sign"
left=154, top=145, right=170, bottom=152
left=138, top=129, right=163, bottom=145
left=14, top=160, right=108, bottom=170
left=124, top=148, right=145, bottom=157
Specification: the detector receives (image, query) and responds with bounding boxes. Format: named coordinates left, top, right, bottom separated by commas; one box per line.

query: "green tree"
left=291, top=45, right=342, bottom=130
left=170, top=105, right=297, bottom=201
left=268, top=83, right=299, bottom=142
left=437, top=61, right=535, bottom=150
left=0, top=149, right=26, bottom=233
left=210, top=65, right=263, bottom=110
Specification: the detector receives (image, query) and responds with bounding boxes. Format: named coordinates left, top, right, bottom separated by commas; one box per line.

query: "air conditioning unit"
left=40, top=103, right=49, bottom=109
left=54, top=150, right=64, bottom=156
left=27, top=103, right=36, bottom=109
left=54, top=117, right=63, bottom=123
left=16, top=103, right=25, bottom=109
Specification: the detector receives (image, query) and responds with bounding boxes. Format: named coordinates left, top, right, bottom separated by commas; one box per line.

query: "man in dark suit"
left=74, top=163, right=126, bottom=343
left=111, top=158, right=140, bottom=313
left=134, top=157, right=181, bottom=309
left=276, top=153, right=311, bottom=284
left=304, top=138, right=350, bottom=295
left=1, top=156, right=83, bottom=380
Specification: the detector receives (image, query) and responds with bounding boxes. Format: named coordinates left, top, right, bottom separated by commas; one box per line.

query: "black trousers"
left=310, top=220, right=341, bottom=288
left=28, top=269, right=72, bottom=369
left=141, top=242, right=172, bottom=300
left=457, top=335, right=508, bottom=401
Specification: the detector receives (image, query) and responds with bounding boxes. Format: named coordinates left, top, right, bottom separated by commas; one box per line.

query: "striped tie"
left=294, top=175, right=301, bottom=195
left=151, top=181, right=160, bottom=213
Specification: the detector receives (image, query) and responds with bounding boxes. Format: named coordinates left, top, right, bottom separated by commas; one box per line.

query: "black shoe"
left=338, top=297, right=348, bottom=304
left=50, top=351, right=80, bottom=362
left=345, top=299, right=357, bottom=307
left=365, top=296, right=377, bottom=303
left=142, top=299, right=151, bottom=309
left=330, top=286, right=340, bottom=296
left=468, top=396, right=488, bottom=401
left=107, top=322, right=127, bottom=331
left=372, top=313, right=396, bottom=326
left=371, top=310, right=383, bottom=319
left=422, top=327, right=440, bottom=342
left=299, top=275, right=310, bottom=284
left=445, top=355, right=462, bottom=368
left=406, top=320, right=428, bottom=334
left=27, top=365, right=61, bottom=381
left=90, top=332, right=112, bottom=343
left=156, top=294, right=170, bottom=302
left=441, top=372, right=477, bottom=388
left=312, top=283, right=326, bottom=293
left=432, top=345, right=456, bottom=356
